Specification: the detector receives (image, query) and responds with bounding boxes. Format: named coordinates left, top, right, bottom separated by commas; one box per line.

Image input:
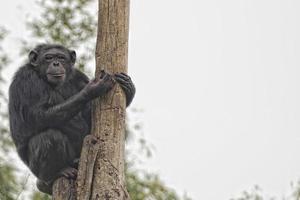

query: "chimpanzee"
left=8, top=44, right=135, bottom=194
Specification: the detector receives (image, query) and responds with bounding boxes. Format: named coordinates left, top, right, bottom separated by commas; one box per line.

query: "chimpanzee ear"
left=29, top=50, right=38, bottom=67
left=70, top=50, right=76, bottom=65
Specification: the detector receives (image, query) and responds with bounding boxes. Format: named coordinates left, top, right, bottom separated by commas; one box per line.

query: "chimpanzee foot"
left=36, top=179, right=52, bottom=195
left=36, top=167, right=77, bottom=195
left=59, top=167, right=78, bottom=179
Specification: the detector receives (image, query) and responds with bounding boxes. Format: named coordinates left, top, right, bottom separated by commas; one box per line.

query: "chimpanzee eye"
left=58, top=55, right=66, bottom=61
left=45, top=55, right=54, bottom=61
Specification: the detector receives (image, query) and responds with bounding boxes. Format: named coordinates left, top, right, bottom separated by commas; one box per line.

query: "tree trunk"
left=52, top=0, right=130, bottom=198
left=52, top=178, right=76, bottom=200
left=76, top=0, right=130, bottom=199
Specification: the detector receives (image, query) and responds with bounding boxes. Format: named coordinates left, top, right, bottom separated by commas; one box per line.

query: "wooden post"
left=76, top=0, right=130, bottom=199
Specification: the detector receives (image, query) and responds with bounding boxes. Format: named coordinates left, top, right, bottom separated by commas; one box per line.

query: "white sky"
left=1, top=0, right=300, bottom=199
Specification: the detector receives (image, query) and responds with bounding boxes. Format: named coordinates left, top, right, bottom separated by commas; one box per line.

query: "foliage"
left=125, top=115, right=191, bottom=200
left=230, top=186, right=266, bottom=200
left=231, top=182, right=300, bottom=200
left=290, top=181, right=300, bottom=200
left=24, top=0, right=97, bottom=71
left=0, top=161, right=19, bottom=200
left=126, top=167, right=191, bottom=200
left=31, top=192, right=51, bottom=200
left=0, top=27, right=20, bottom=200
left=0, top=27, right=12, bottom=152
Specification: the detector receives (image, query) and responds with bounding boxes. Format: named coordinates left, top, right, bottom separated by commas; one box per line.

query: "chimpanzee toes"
left=60, top=167, right=78, bottom=179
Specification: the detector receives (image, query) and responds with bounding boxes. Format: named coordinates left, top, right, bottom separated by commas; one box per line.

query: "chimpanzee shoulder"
left=11, top=64, right=48, bottom=94
left=69, top=68, right=90, bottom=89
left=9, top=64, right=50, bottom=119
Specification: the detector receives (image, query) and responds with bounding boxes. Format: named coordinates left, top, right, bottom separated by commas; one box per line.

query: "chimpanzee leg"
left=28, top=129, right=76, bottom=184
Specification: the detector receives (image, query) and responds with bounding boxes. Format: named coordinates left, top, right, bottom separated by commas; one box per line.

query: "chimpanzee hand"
left=83, top=70, right=115, bottom=100
left=114, top=72, right=135, bottom=107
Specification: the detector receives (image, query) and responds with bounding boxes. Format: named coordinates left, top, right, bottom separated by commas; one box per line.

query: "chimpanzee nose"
left=53, top=61, right=59, bottom=66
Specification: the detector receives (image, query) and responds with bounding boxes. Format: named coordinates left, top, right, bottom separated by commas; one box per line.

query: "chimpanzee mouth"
left=49, top=73, right=65, bottom=77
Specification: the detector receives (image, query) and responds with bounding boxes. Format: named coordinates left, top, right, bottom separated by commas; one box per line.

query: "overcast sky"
left=1, top=0, right=300, bottom=199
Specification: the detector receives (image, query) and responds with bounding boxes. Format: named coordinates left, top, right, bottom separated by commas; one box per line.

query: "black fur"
left=9, top=44, right=135, bottom=194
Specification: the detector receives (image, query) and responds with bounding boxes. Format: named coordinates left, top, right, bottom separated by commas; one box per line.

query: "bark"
left=52, top=0, right=130, bottom=198
left=52, top=178, right=76, bottom=200
left=76, top=0, right=130, bottom=199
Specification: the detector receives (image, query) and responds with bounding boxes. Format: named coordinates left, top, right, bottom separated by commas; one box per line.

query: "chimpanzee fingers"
left=102, top=74, right=114, bottom=86
left=115, top=77, right=131, bottom=91
left=120, top=72, right=131, bottom=79
left=92, top=73, right=110, bottom=87
left=114, top=74, right=134, bottom=89
left=99, top=70, right=115, bottom=79
left=116, top=77, right=134, bottom=90
left=70, top=168, right=78, bottom=179
left=67, top=168, right=77, bottom=179
left=114, top=74, right=129, bottom=82
left=115, top=73, right=131, bottom=81
left=121, top=84, right=131, bottom=95
left=116, top=83, right=133, bottom=106
left=103, top=73, right=116, bottom=86
left=61, top=170, right=71, bottom=178
left=99, top=70, right=106, bottom=79
left=117, top=72, right=129, bottom=77
left=60, top=167, right=78, bottom=179
left=119, top=82, right=135, bottom=103
left=99, top=76, right=115, bottom=94
left=117, top=79, right=135, bottom=96
left=100, top=72, right=109, bottom=81
left=114, top=76, right=128, bottom=86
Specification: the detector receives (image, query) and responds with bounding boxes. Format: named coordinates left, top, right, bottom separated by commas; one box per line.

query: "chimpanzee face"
left=29, top=46, right=76, bottom=86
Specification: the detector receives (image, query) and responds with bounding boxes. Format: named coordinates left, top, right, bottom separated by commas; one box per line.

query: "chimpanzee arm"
left=31, top=89, right=90, bottom=129
left=32, top=73, right=114, bottom=130
left=82, top=102, right=91, bottom=134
